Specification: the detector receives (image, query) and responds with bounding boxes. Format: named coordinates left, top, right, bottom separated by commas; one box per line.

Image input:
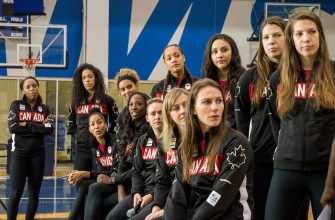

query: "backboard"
left=265, top=3, right=321, bottom=21
left=0, top=23, right=67, bottom=68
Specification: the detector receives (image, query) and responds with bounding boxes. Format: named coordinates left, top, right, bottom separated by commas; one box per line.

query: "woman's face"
left=169, top=93, right=188, bottom=128
left=193, top=86, right=224, bottom=134
left=292, top=19, right=320, bottom=61
left=129, top=94, right=146, bottom=122
left=262, top=24, right=285, bottom=63
left=89, top=114, right=107, bottom=139
left=82, top=69, right=96, bottom=93
left=22, top=78, right=39, bottom=101
left=211, top=39, right=232, bottom=72
left=119, top=79, right=138, bottom=101
left=163, top=46, right=185, bottom=78
left=146, top=102, right=163, bottom=132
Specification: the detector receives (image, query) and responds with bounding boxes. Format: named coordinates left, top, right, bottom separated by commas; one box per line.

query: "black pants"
left=253, top=162, right=273, bottom=220
left=68, top=179, right=96, bottom=220
left=106, top=194, right=155, bottom=220
left=265, top=168, right=326, bottom=220
left=7, top=152, right=45, bottom=220
left=84, top=182, right=118, bottom=220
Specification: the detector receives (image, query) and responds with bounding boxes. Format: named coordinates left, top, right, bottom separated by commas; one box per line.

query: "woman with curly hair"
left=150, top=44, right=197, bottom=99
left=202, top=33, right=245, bottom=129
left=114, top=68, right=140, bottom=142
left=266, top=11, right=335, bottom=219
left=68, top=63, right=119, bottom=172
left=106, top=98, right=163, bottom=220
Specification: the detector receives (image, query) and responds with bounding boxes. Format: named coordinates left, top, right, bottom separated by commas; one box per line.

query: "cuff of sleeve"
left=114, top=174, right=121, bottom=185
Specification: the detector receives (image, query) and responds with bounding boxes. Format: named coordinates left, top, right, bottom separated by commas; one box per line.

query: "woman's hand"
left=140, top=194, right=153, bottom=209
left=133, top=193, right=142, bottom=207
left=97, top=174, right=114, bottom=185
left=145, top=206, right=164, bottom=220
left=19, top=122, right=26, bottom=126
left=321, top=185, right=335, bottom=207
left=67, top=170, right=88, bottom=186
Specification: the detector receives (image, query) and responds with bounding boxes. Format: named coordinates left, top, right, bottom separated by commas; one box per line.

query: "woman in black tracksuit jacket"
left=68, top=63, right=119, bottom=173
left=106, top=98, right=163, bottom=220
left=265, top=12, right=335, bottom=220
left=202, top=33, right=245, bottom=129
left=67, top=109, right=118, bottom=220
left=7, top=77, right=54, bottom=220
left=150, top=44, right=197, bottom=99
left=164, top=79, right=253, bottom=220
left=146, top=88, right=189, bottom=220
left=83, top=92, right=150, bottom=220
left=234, top=17, right=286, bottom=220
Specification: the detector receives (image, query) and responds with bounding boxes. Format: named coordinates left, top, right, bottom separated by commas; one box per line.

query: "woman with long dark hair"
left=164, top=79, right=253, bottom=219
left=150, top=44, right=197, bottom=99
left=68, top=63, right=119, bottom=173
left=7, top=77, right=54, bottom=220
left=202, top=33, right=245, bottom=129
left=106, top=98, right=163, bottom=220
left=266, top=11, right=335, bottom=219
left=234, top=16, right=286, bottom=220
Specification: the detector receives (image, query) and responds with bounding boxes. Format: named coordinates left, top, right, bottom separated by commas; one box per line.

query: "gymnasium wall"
left=0, top=0, right=334, bottom=79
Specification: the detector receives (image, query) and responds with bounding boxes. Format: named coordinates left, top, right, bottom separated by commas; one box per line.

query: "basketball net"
left=19, top=58, right=39, bottom=76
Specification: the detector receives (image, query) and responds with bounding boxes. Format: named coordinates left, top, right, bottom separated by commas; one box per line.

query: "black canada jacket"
left=8, top=96, right=54, bottom=155
left=131, top=129, right=159, bottom=196
left=150, top=75, right=197, bottom=99
left=68, top=94, right=119, bottom=152
left=89, top=132, right=118, bottom=179
left=152, top=137, right=180, bottom=209
left=164, top=128, right=254, bottom=220
left=235, top=64, right=277, bottom=162
left=267, top=65, right=335, bottom=171
left=114, top=122, right=151, bottom=187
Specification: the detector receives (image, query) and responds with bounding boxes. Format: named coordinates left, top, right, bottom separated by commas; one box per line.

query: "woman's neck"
left=27, top=98, right=37, bottom=108
left=96, top=137, right=105, bottom=145
left=171, top=70, right=185, bottom=80
left=300, top=56, right=315, bottom=70
left=218, top=68, right=229, bottom=81
left=87, top=90, right=95, bottom=100
left=153, top=129, right=162, bottom=139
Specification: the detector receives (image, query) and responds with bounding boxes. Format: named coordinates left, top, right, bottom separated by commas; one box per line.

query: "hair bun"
left=89, top=107, right=101, bottom=114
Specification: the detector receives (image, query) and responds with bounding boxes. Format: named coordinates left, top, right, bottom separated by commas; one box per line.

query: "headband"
left=118, top=75, right=137, bottom=85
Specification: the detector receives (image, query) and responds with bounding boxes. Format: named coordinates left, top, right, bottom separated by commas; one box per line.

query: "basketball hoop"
left=19, top=58, right=39, bottom=76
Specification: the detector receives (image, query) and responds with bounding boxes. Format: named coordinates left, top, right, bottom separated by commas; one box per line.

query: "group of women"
left=6, top=11, right=335, bottom=220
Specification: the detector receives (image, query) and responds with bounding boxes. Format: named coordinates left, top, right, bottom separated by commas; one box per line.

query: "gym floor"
left=0, top=166, right=314, bottom=220
left=0, top=167, right=74, bottom=220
